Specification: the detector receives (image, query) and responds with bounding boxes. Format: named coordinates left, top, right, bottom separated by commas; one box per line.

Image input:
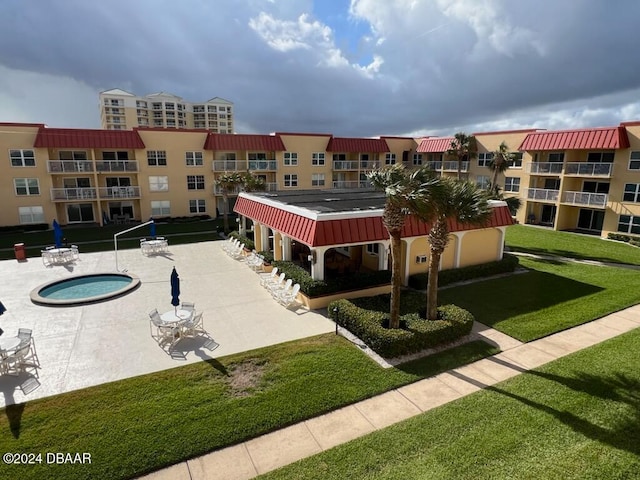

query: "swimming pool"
left=30, top=273, right=140, bottom=306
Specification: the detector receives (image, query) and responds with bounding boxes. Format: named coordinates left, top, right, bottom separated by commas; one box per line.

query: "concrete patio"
left=0, top=240, right=335, bottom=408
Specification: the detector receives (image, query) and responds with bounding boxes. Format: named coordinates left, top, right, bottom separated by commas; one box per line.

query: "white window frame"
left=508, top=152, right=523, bottom=168
left=18, top=205, right=44, bottom=224
left=284, top=174, right=298, bottom=187
left=284, top=152, right=298, bottom=166
left=147, top=150, right=167, bottom=166
left=476, top=175, right=490, bottom=190
left=504, top=177, right=520, bottom=193
left=14, top=178, right=40, bottom=196
left=366, top=243, right=379, bottom=255
left=187, top=175, right=205, bottom=190
left=311, top=173, right=325, bottom=187
left=9, top=149, right=35, bottom=167
left=618, top=215, right=640, bottom=235
left=385, top=153, right=396, bottom=165
left=149, top=176, right=169, bottom=192
left=478, top=152, right=493, bottom=167
left=185, top=151, right=203, bottom=166
left=312, top=153, right=325, bottom=166
left=629, top=151, right=640, bottom=170
left=151, top=200, right=170, bottom=216
left=189, top=199, right=206, bottom=213
left=623, top=183, right=640, bottom=203
left=413, top=153, right=423, bottom=165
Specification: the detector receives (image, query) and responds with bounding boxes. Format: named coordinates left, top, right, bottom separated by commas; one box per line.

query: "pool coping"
left=29, top=272, right=141, bottom=306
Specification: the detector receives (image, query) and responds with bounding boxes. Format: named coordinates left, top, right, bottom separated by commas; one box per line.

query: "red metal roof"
left=416, top=137, right=454, bottom=153
left=33, top=127, right=145, bottom=149
left=204, top=133, right=285, bottom=151
left=326, top=137, right=389, bottom=153
left=518, top=127, right=629, bottom=151
left=234, top=196, right=514, bottom=247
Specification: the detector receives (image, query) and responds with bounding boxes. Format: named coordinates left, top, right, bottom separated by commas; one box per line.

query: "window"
left=147, top=151, right=167, bottom=166
left=9, top=149, right=35, bottom=167
left=284, top=152, right=298, bottom=166
left=504, top=177, right=520, bottom=193
left=187, top=175, right=205, bottom=190
left=548, top=152, right=565, bottom=163
left=508, top=152, right=523, bottom=168
left=312, top=153, right=326, bottom=166
left=618, top=215, right=640, bottom=234
left=189, top=199, right=206, bottom=213
left=149, top=176, right=168, bottom=191
left=311, top=173, right=325, bottom=187
left=103, top=151, right=129, bottom=161
left=478, top=152, right=493, bottom=167
left=333, top=153, right=346, bottom=161
left=476, top=175, right=490, bottom=190
left=413, top=153, right=423, bottom=165
left=284, top=174, right=298, bottom=187
left=587, top=151, right=615, bottom=163
left=623, top=184, right=640, bottom=203
left=18, top=206, right=44, bottom=224
left=59, top=151, right=88, bottom=161
left=629, top=151, right=640, bottom=170
left=185, top=151, right=203, bottom=166
left=14, top=178, right=39, bottom=196
left=248, top=152, right=267, bottom=161
left=366, top=243, right=379, bottom=255
left=151, top=201, right=170, bottom=216
left=385, top=153, right=396, bottom=165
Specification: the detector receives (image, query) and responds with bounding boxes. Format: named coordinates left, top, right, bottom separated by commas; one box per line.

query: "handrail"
left=114, top=220, right=154, bottom=272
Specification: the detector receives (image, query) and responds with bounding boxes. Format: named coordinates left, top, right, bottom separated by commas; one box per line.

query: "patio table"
left=160, top=309, right=192, bottom=325
left=0, top=336, right=20, bottom=353
left=42, top=247, right=75, bottom=266
left=141, top=239, right=169, bottom=255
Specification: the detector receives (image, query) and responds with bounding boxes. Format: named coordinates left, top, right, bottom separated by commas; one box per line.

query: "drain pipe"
left=114, top=220, right=154, bottom=272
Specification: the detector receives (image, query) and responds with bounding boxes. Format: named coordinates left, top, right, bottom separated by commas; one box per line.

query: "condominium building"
left=99, top=89, right=234, bottom=132
left=3, top=121, right=640, bottom=242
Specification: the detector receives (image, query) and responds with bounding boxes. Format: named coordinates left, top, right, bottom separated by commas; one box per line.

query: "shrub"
left=408, top=253, right=520, bottom=290
left=228, top=231, right=255, bottom=251
left=608, top=232, right=640, bottom=247
left=272, top=261, right=391, bottom=297
left=258, top=250, right=275, bottom=264
left=328, top=299, right=475, bottom=358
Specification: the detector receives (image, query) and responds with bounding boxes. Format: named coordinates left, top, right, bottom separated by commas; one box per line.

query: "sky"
left=2, top=0, right=640, bottom=138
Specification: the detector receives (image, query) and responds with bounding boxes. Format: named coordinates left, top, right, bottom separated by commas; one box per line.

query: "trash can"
left=14, top=243, right=26, bottom=261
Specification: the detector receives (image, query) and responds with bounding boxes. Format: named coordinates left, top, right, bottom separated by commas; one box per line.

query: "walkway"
left=139, top=304, right=640, bottom=479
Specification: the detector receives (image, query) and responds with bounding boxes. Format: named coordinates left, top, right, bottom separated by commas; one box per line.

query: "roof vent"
left=324, top=198, right=340, bottom=202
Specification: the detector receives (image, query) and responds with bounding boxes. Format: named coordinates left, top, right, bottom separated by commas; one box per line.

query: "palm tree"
left=367, top=165, right=439, bottom=328
left=215, top=171, right=245, bottom=233
left=447, top=132, right=477, bottom=180
left=243, top=172, right=267, bottom=192
left=411, top=177, right=491, bottom=321
left=488, top=141, right=513, bottom=196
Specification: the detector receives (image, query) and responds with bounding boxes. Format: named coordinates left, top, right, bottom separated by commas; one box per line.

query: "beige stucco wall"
left=458, top=229, right=501, bottom=267
left=277, top=134, right=332, bottom=189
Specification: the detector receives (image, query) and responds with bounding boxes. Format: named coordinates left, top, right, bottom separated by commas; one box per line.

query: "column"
left=497, top=227, right=506, bottom=259
left=310, top=246, right=329, bottom=281
left=281, top=236, right=292, bottom=261
left=453, top=231, right=467, bottom=268
left=403, top=238, right=416, bottom=286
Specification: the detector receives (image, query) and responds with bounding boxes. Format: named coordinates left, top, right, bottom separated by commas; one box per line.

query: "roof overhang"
left=518, top=126, right=630, bottom=151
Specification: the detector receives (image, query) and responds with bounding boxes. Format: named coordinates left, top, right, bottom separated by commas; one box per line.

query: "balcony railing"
left=526, top=162, right=563, bottom=175
left=332, top=181, right=360, bottom=189
left=562, top=191, right=608, bottom=208
left=333, top=161, right=359, bottom=170
left=265, top=182, right=278, bottom=192
left=426, top=161, right=443, bottom=171
left=564, top=162, right=612, bottom=177
left=98, top=186, right=141, bottom=199
left=248, top=160, right=277, bottom=171
left=51, top=187, right=97, bottom=201
left=525, top=188, right=560, bottom=202
left=442, top=161, right=469, bottom=172
left=212, top=160, right=247, bottom=171
left=359, top=161, right=379, bottom=170
left=213, top=184, right=243, bottom=195
left=96, top=160, right=138, bottom=172
left=47, top=161, right=94, bottom=173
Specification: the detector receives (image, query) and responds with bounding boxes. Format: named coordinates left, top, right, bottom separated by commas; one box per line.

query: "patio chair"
left=70, top=245, right=80, bottom=261
left=271, top=278, right=292, bottom=299
left=247, top=253, right=264, bottom=271
left=4, top=343, right=37, bottom=376
left=17, top=328, right=33, bottom=347
left=230, top=243, right=245, bottom=260
left=278, top=283, right=301, bottom=308
left=259, top=267, right=279, bottom=287
left=266, top=272, right=286, bottom=292
left=222, top=238, right=238, bottom=253
left=181, top=312, right=204, bottom=337
left=181, top=302, right=195, bottom=315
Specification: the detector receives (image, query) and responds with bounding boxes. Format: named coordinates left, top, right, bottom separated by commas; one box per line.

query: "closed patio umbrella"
left=170, top=267, right=180, bottom=313
left=150, top=220, right=156, bottom=238
left=0, top=301, right=6, bottom=336
left=53, top=219, right=63, bottom=248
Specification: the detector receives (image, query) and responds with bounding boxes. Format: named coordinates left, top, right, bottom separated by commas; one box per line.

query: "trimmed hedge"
left=328, top=298, right=475, bottom=358
left=228, top=231, right=255, bottom=251
left=408, top=253, right=520, bottom=290
left=272, top=261, right=391, bottom=297
left=608, top=232, right=640, bottom=248
left=258, top=250, right=275, bottom=264
left=0, top=223, right=49, bottom=233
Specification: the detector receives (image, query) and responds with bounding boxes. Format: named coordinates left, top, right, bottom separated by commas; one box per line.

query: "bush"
left=258, top=250, right=275, bottom=264
left=408, top=253, right=520, bottom=290
left=272, top=261, right=391, bottom=297
left=328, top=299, right=475, bottom=358
left=228, top=231, right=255, bottom=251
left=608, top=232, right=640, bottom=247
left=0, top=223, right=48, bottom=233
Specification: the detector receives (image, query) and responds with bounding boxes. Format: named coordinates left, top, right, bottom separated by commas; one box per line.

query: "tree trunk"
left=389, top=230, right=402, bottom=329
left=222, top=195, right=229, bottom=233
left=426, top=217, right=448, bottom=320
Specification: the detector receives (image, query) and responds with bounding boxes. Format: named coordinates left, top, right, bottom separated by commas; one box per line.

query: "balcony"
left=332, top=181, right=360, bottom=189
left=96, top=160, right=138, bottom=172
left=47, top=161, right=94, bottom=173
left=442, top=161, right=469, bottom=172
left=562, top=191, right=608, bottom=208
left=265, top=182, right=278, bottom=192
left=51, top=187, right=97, bottom=201
left=333, top=161, right=359, bottom=171
left=525, top=188, right=560, bottom=202
left=526, top=162, right=563, bottom=175
left=213, top=184, right=243, bottom=195
left=359, top=161, right=379, bottom=170
left=98, top=186, right=141, bottom=199
left=248, top=160, right=277, bottom=171
left=212, top=160, right=248, bottom=171
left=564, top=162, right=613, bottom=177
left=426, top=161, right=442, bottom=171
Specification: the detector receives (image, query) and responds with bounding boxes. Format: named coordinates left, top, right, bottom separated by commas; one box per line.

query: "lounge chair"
left=278, top=283, right=301, bottom=308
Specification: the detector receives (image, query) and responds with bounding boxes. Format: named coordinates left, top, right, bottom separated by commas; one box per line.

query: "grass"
left=0, top=335, right=498, bottom=480
left=505, top=224, right=640, bottom=265
left=260, top=328, right=640, bottom=480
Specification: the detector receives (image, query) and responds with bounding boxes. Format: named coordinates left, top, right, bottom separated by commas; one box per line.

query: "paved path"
left=139, top=304, right=640, bottom=480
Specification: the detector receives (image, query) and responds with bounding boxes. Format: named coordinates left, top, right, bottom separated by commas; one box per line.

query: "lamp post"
left=333, top=306, right=339, bottom=335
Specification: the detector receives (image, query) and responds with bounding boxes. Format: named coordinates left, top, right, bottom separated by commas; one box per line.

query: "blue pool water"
left=38, top=275, right=133, bottom=300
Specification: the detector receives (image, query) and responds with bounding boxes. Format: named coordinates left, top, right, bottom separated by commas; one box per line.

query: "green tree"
left=412, top=178, right=491, bottom=320
left=367, top=165, right=439, bottom=328
left=488, top=141, right=513, bottom=196
left=243, top=172, right=267, bottom=193
left=215, top=171, right=245, bottom=233
left=447, top=132, right=477, bottom=180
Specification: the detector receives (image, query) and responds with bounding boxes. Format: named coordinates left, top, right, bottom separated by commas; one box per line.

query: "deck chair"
left=271, top=278, right=292, bottom=299
left=278, top=283, right=301, bottom=307
left=181, top=312, right=204, bottom=337
left=266, top=272, right=286, bottom=292
left=17, top=328, right=32, bottom=347
left=259, top=267, right=279, bottom=287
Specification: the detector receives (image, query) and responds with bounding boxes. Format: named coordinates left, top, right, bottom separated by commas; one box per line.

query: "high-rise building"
left=99, top=89, right=234, bottom=132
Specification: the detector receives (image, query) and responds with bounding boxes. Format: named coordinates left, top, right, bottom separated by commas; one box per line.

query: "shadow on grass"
left=508, top=246, right=631, bottom=266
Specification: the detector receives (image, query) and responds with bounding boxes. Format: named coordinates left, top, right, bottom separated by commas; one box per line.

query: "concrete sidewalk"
left=139, top=305, right=640, bottom=480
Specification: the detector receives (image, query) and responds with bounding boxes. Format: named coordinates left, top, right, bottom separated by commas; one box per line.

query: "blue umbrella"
left=102, top=211, right=110, bottom=226
left=170, top=267, right=180, bottom=313
left=53, top=219, right=63, bottom=248
left=150, top=220, right=156, bottom=238
left=0, top=302, right=6, bottom=336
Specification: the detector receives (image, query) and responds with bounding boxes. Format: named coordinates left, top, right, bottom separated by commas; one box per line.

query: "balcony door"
left=540, top=205, right=556, bottom=226
left=577, top=209, right=604, bottom=232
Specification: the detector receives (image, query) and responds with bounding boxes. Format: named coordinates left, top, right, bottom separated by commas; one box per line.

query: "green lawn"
left=505, top=224, right=640, bottom=265
left=260, top=328, right=640, bottom=480
left=0, top=335, right=498, bottom=480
